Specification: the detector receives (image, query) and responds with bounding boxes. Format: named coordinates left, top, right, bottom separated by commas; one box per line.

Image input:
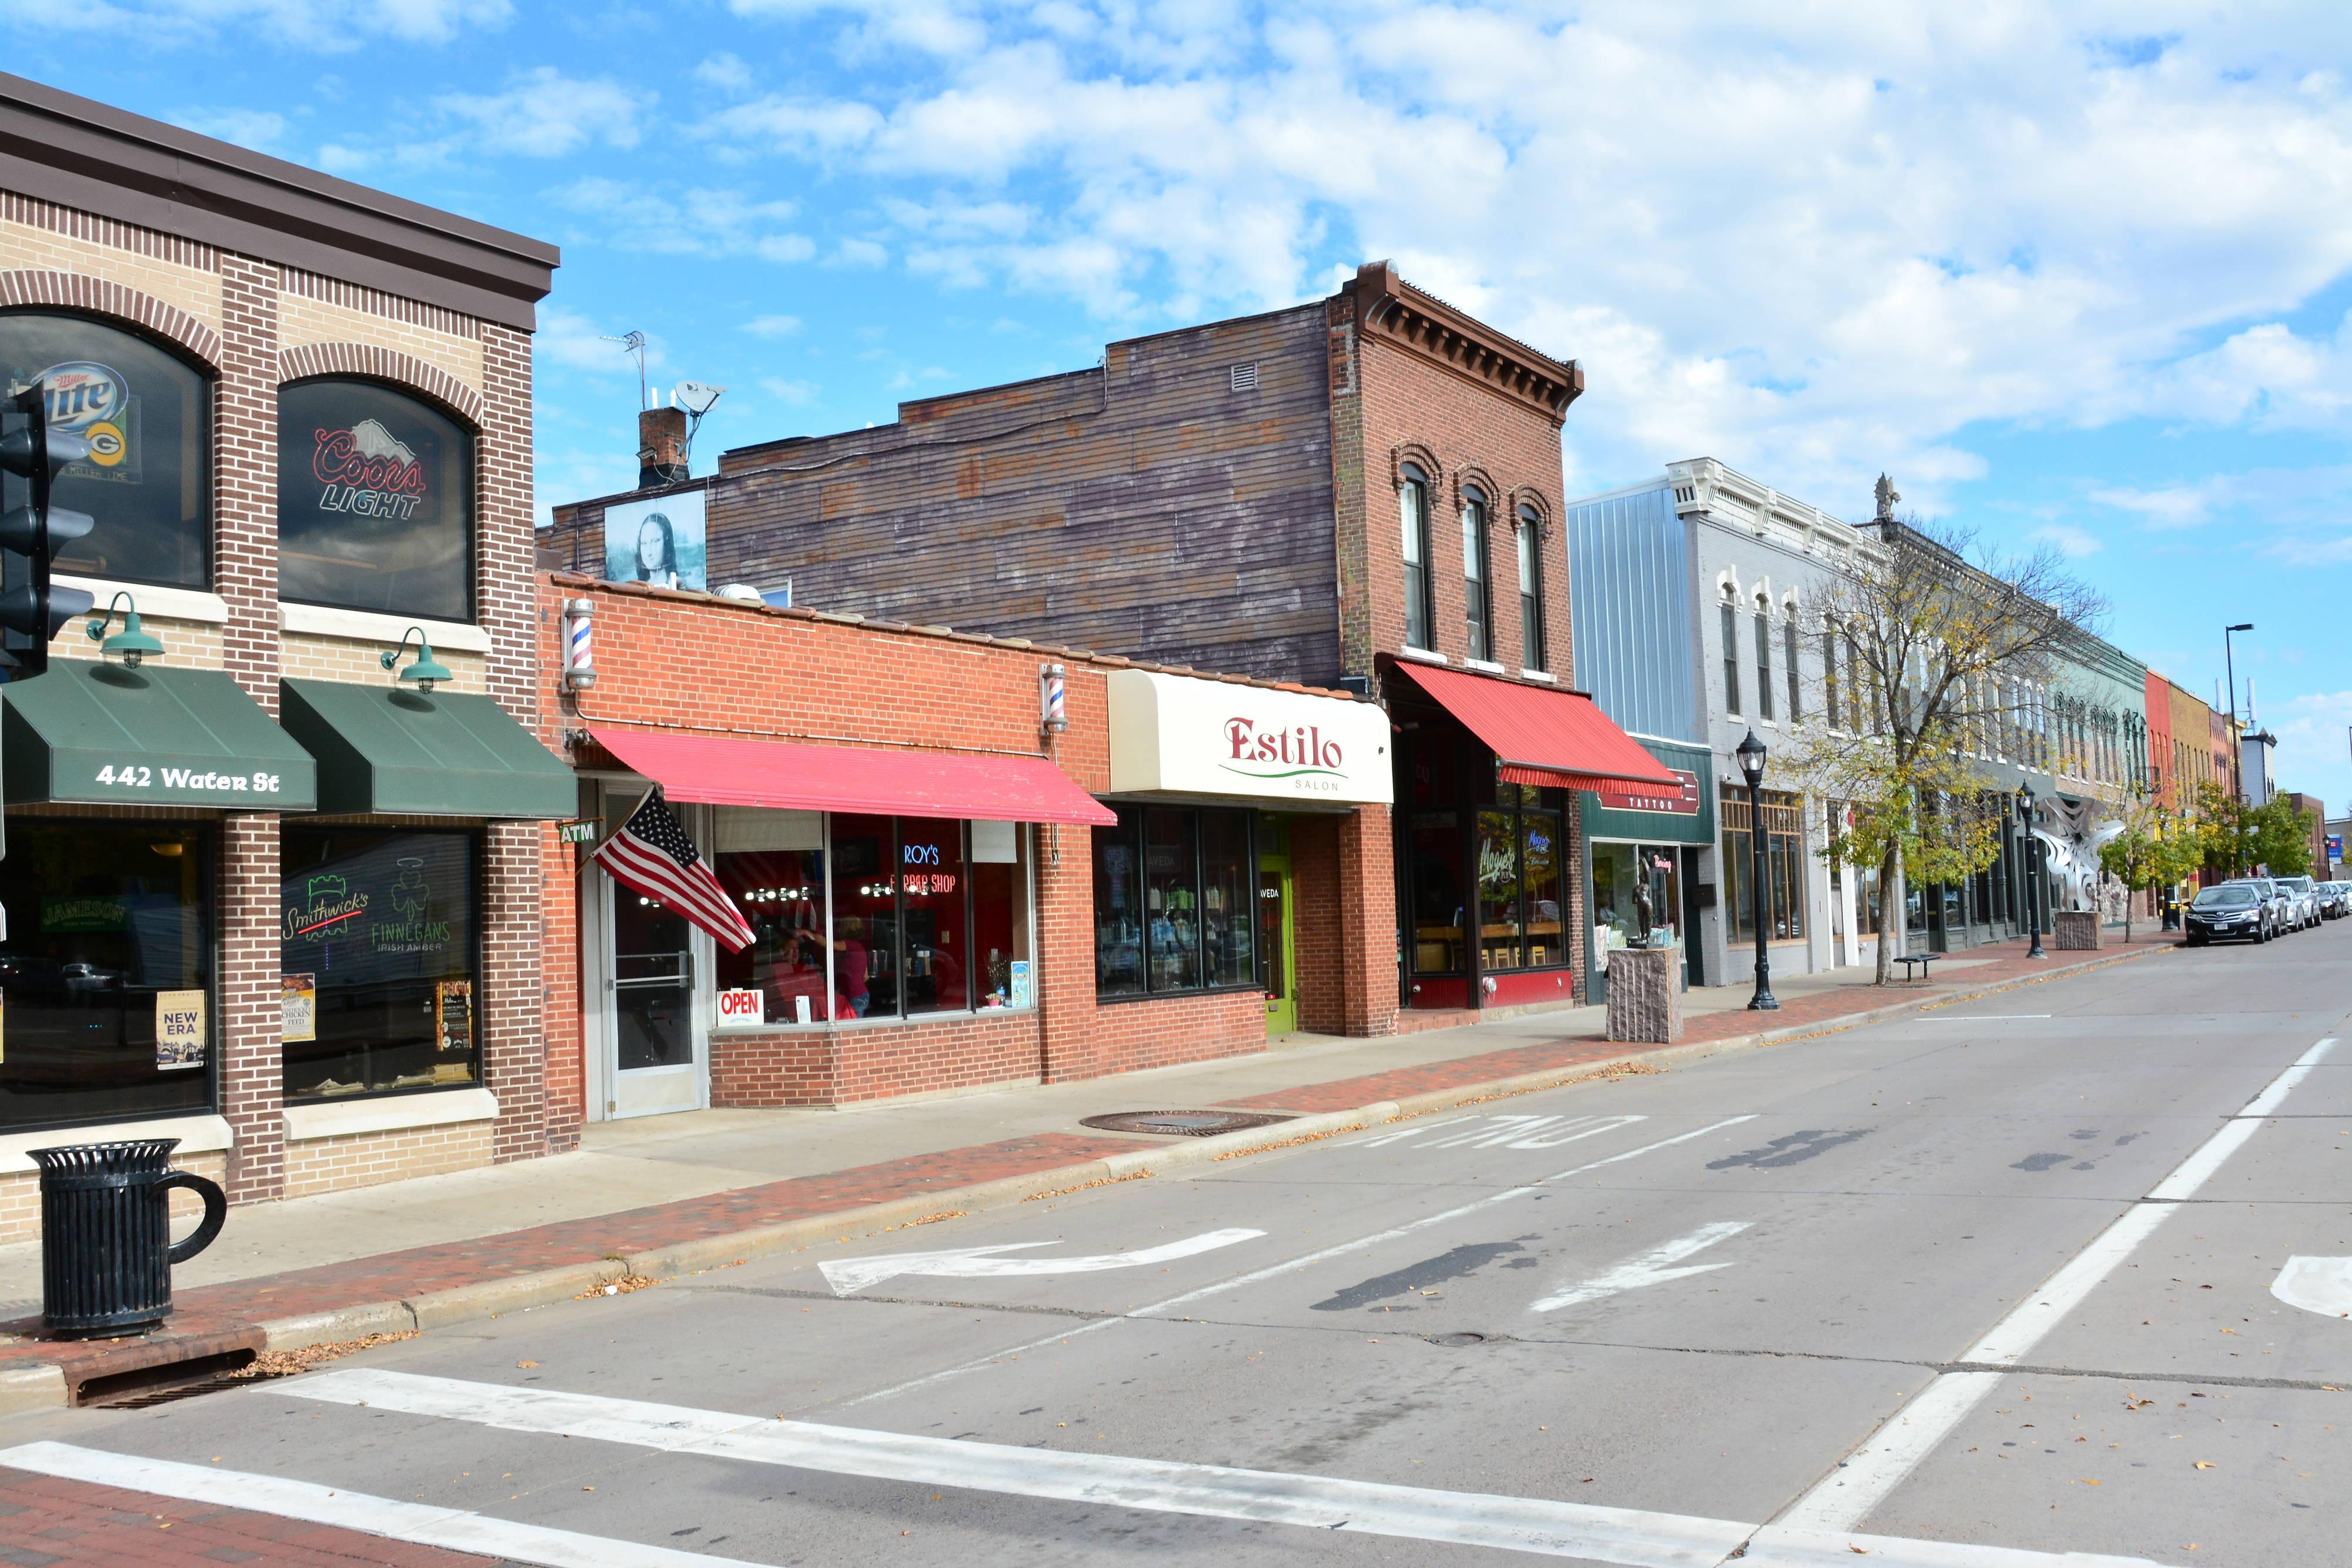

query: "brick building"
left=539, top=575, right=1393, bottom=1115
left=547, top=263, right=1675, bottom=1025
left=0, top=75, right=570, bottom=1241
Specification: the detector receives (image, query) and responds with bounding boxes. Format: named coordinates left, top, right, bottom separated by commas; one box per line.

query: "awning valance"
left=281, top=678, right=573, bottom=818
left=2, top=658, right=317, bottom=809
left=1389, top=661, right=1680, bottom=793
left=590, top=726, right=1117, bottom=828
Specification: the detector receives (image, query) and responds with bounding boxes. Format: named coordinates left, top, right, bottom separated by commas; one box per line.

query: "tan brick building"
left=0, top=73, right=566, bottom=1240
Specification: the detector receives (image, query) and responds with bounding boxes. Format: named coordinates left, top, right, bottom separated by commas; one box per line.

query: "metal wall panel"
left=1563, top=485, right=1696, bottom=743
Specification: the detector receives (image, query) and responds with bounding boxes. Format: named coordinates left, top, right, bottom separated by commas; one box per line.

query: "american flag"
left=593, top=789, right=755, bottom=952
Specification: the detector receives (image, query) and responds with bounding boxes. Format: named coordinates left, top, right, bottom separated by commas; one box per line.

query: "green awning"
left=280, top=678, right=574, bottom=818
left=2, top=658, right=318, bottom=810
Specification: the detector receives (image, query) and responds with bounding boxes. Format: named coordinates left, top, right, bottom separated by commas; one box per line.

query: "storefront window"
left=971, top=821, right=1033, bottom=1009
left=1093, top=804, right=1254, bottom=999
left=282, top=830, right=477, bottom=1100
left=1472, top=784, right=1566, bottom=972
left=279, top=379, right=474, bottom=621
left=830, top=814, right=897, bottom=1019
left=712, top=808, right=827, bottom=1026
left=1477, top=810, right=1522, bottom=968
left=1590, top=842, right=1677, bottom=960
left=0, top=821, right=213, bottom=1132
left=1722, top=790, right=1807, bottom=942
left=1408, top=815, right=1465, bottom=976
left=0, top=312, right=210, bottom=589
left=900, top=817, right=968, bottom=1015
left=1522, top=813, right=1564, bottom=967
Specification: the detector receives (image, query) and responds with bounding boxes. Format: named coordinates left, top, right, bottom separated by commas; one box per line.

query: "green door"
left=1259, top=824, right=1297, bottom=1037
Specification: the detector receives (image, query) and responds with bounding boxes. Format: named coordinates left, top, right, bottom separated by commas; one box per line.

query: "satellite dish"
left=676, top=382, right=727, bottom=415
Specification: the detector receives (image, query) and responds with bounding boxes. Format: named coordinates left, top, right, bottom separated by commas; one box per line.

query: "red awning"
left=590, top=727, right=1117, bottom=827
left=1389, top=663, right=1681, bottom=793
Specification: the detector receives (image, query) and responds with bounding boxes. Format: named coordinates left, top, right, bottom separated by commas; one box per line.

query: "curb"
left=9, top=942, right=2174, bottom=1409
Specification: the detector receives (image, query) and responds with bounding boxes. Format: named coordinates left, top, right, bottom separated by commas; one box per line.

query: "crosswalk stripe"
left=0, top=1439, right=758, bottom=1567
left=272, top=1370, right=2163, bottom=1567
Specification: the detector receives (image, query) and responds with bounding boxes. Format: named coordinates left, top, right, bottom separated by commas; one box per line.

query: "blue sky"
left=9, top=1, right=2348, bottom=813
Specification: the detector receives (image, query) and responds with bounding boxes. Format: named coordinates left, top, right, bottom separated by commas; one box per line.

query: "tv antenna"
left=676, top=381, right=727, bottom=467
left=601, top=330, right=650, bottom=410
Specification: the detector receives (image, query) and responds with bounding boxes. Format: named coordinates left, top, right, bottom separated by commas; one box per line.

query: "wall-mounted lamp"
left=381, top=626, right=453, bottom=693
left=85, top=591, right=163, bottom=668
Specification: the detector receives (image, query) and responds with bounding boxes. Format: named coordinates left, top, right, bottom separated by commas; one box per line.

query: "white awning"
left=1106, top=670, right=1394, bottom=806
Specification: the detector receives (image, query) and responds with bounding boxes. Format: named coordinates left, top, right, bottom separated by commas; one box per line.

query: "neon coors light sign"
left=312, top=417, right=426, bottom=520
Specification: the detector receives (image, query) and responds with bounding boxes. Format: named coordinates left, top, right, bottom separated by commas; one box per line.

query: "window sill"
left=1395, top=647, right=1448, bottom=665
left=1520, top=668, right=1556, bottom=684
left=722, top=1007, right=1038, bottom=1031
left=283, top=1086, right=497, bottom=1143
left=280, top=603, right=493, bottom=653
left=1464, top=658, right=1506, bottom=675
left=56, top=575, right=228, bottom=626
left=0, top=1113, right=233, bottom=1175
left=1094, top=984, right=1264, bottom=1005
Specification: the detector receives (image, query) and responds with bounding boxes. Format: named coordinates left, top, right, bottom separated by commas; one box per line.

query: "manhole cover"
left=1427, top=1332, right=1488, bottom=1347
left=1080, top=1109, right=1295, bottom=1138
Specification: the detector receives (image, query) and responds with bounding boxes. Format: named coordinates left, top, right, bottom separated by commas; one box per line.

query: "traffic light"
left=0, top=380, right=99, bottom=677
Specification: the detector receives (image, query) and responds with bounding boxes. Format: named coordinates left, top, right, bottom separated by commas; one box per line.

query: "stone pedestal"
left=2053, top=911, right=2102, bottom=951
left=1606, top=946, right=1682, bottom=1044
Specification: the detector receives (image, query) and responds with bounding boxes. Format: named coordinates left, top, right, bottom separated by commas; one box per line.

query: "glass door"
left=1258, top=820, right=1296, bottom=1037
left=602, top=785, right=706, bottom=1118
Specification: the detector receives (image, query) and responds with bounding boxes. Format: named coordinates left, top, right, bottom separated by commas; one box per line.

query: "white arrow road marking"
left=821, top=1228, right=1265, bottom=1295
left=0, top=1441, right=754, bottom=1568
left=269, top=1370, right=2167, bottom=1566
left=1529, top=1221, right=1752, bottom=1313
left=2273, top=1255, right=2352, bottom=1319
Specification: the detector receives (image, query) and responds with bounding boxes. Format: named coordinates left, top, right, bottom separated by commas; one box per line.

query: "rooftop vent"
left=1230, top=362, right=1258, bottom=393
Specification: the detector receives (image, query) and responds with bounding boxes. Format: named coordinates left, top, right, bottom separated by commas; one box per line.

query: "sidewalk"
left=0, top=932, right=2175, bottom=1412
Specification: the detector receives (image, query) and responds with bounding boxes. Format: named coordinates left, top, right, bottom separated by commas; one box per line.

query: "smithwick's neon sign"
left=1220, top=717, right=1345, bottom=783
left=312, top=417, right=427, bottom=520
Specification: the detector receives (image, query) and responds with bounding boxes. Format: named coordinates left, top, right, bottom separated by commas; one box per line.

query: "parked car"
left=2218, top=878, right=2290, bottom=938
left=2278, top=875, right=2320, bottom=930
left=2187, top=883, right=2274, bottom=945
left=2320, top=881, right=2351, bottom=919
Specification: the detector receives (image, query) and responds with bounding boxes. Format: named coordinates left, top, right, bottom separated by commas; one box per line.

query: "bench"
left=1893, top=950, right=1940, bottom=984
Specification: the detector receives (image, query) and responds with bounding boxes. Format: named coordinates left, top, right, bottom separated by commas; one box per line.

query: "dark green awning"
left=2, top=658, right=318, bottom=810
left=280, top=678, right=574, bottom=819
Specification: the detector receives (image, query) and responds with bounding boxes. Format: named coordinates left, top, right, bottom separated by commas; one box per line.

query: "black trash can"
left=31, top=1138, right=228, bottom=1338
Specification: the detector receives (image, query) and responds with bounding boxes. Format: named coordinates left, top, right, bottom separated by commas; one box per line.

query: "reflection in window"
left=1721, top=790, right=1806, bottom=942
left=282, top=830, right=477, bottom=1100
left=1521, top=813, right=1563, bottom=966
left=1093, top=805, right=1254, bottom=999
left=900, top=816, right=969, bottom=1015
left=1093, top=814, right=1144, bottom=998
left=1476, top=810, right=1521, bottom=969
left=279, top=379, right=473, bottom=621
left=1145, top=809, right=1201, bottom=993
left=0, top=312, right=210, bottom=589
left=1408, top=815, right=1465, bottom=976
left=829, top=814, right=897, bottom=1019
left=1474, top=783, right=1568, bottom=972
left=1200, top=811, right=1254, bottom=988
left=712, top=808, right=827, bottom=1026
left=970, top=821, right=1033, bottom=1009
left=0, top=821, right=213, bottom=1132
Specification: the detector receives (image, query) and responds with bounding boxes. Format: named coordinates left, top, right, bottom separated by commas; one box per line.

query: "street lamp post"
left=2018, top=781, right=2046, bottom=960
left=1736, top=730, right=1778, bottom=1010
left=2224, top=623, right=2253, bottom=725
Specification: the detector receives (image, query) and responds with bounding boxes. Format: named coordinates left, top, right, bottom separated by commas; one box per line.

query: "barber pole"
left=1040, top=662, right=1067, bottom=735
left=564, top=597, right=596, bottom=691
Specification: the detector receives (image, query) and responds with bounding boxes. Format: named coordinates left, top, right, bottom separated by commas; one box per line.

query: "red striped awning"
left=590, top=727, right=1116, bottom=827
left=1388, top=662, right=1681, bottom=793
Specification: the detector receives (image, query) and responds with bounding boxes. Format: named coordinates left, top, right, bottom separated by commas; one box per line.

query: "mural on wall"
left=603, top=490, right=707, bottom=592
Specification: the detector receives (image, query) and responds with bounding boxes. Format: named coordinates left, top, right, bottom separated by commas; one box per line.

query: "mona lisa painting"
left=602, top=489, right=709, bottom=592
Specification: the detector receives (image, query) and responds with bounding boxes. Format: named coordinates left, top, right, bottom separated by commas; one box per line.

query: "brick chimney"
left=637, top=406, right=689, bottom=489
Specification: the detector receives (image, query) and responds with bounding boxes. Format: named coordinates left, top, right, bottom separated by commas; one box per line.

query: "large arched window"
left=1399, top=463, right=1433, bottom=651
left=0, top=311, right=211, bottom=589
left=1461, top=484, right=1492, bottom=662
left=279, top=379, right=473, bottom=621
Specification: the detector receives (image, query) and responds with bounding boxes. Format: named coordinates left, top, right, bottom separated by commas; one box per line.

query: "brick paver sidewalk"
left=0, top=932, right=2171, bottom=1399
left=0, top=1469, right=497, bottom=1566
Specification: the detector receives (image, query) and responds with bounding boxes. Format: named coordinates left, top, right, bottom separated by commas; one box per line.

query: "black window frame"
left=1720, top=600, right=1742, bottom=714
left=1754, top=602, right=1775, bottom=721
left=1400, top=464, right=1434, bottom=651
left=277, top=375, right=478, bottom=624
left=1093, top=803, right=1259, bottom=1001
left=1462, top=484, right=1492, bottom=663
left=1516, top=504, right=1546, bottom=671
left=1784, top=617, right=1802, bottom=721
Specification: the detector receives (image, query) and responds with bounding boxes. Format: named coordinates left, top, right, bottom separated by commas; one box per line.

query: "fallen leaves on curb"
left=1024, top=1174, right=1146, bottom=1201
left=573, top=1275, right=659, bottom=1300
left=228, top=1331, right=419, bottom=1380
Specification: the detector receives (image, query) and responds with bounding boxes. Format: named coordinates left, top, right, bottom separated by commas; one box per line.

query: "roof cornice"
left=1347, top=261, right=1582, bottom=425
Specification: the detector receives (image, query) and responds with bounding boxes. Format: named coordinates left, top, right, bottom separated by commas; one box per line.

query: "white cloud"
left=438, top=68, right=649, bottom=158
left=12, top=0, right=510, bottom=49
left=2031, top=523, right=2103, bottom=557
left=744, top=315, right=804, bottom=337
left=693, top=51, right=756, bottom=94
left=547, top=179, right=808, bottom=260
left=537, top=307, right=661, bottom=377
left=169, top=107, right=289, bottom=152
left=2268, top=688, right=2352, bottom=811
left=2088, top=482, right=2222, bottom=529
left=759, top=375, right=820, bottom=405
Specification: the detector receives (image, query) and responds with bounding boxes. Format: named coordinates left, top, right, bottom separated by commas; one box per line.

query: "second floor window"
left=1516, top=504, right=1546, bottom=672
left=1784, top=617, right=1802, bottom=721
left=1754, top=602, right=1776, bottom=721
left=280, top=378, right=475, bottom=622
left=1462, top=484, right=1491, bottom=662
left=1823, top=630, right=1840, bottom=730
left=1400, top=464, right=1433, bottom=651
left=1720, top=601, right=1742, bottom=714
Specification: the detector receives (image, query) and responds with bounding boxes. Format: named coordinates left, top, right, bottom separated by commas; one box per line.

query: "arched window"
left=1399, top=463, right=1432, bottom=651
left=279, top=378, right=473, bottom=621
left=1753, top=593, right=1775, bottom=721
left=1515, top=503, right=1546, bottom=672
left=0, top=310, right=211, bottom=589
left=1461, top=484, right=1491, bottom=662
left=1719, top=583, right=1742, bottom=716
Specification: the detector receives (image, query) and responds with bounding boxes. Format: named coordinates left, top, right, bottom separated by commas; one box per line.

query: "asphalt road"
left=9, top=924, right=2351, bottom=1567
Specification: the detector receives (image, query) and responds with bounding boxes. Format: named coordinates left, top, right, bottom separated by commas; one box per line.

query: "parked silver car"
left=2320, top=881, right=2352, bottom=919
left=2278, top=875, right=2320, bottom=930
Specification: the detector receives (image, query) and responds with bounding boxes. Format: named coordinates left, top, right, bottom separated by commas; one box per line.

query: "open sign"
left=715, top=988, right=765, bottom=1027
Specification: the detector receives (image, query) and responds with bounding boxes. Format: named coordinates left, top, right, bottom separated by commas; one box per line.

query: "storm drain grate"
left=1426, top=1332, right=1489, bottom=1347
left=1080, top=1109, right=1294, bottom=1138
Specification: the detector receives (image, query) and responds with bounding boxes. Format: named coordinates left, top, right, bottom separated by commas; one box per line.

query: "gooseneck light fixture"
left=85, top=591, right=163, bottom=668
left=1735, top=728, right=1778, bottom=1011
left=382, top=626, right=453, bottom=694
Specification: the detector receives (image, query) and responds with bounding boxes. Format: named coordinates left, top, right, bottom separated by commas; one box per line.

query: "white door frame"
left=583, top=778, right=711, bottom=1122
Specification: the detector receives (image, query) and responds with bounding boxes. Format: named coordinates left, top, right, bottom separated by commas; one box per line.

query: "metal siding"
left=1564, top=486, right=1695, bottom=742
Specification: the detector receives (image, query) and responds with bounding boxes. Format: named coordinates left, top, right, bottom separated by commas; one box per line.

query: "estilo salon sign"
left=1105, top=670, right=1394, bottom=805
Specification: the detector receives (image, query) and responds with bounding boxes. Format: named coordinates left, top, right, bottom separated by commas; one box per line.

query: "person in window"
left=833, top=917, right=870, bottom=1018
left=629, top=511, right=680, bottom=588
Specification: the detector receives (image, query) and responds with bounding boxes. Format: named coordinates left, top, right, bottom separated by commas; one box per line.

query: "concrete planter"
left=1606, top=946, right=1682, bottom=1044
left=2053, top=910, right=2103, bottom=951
